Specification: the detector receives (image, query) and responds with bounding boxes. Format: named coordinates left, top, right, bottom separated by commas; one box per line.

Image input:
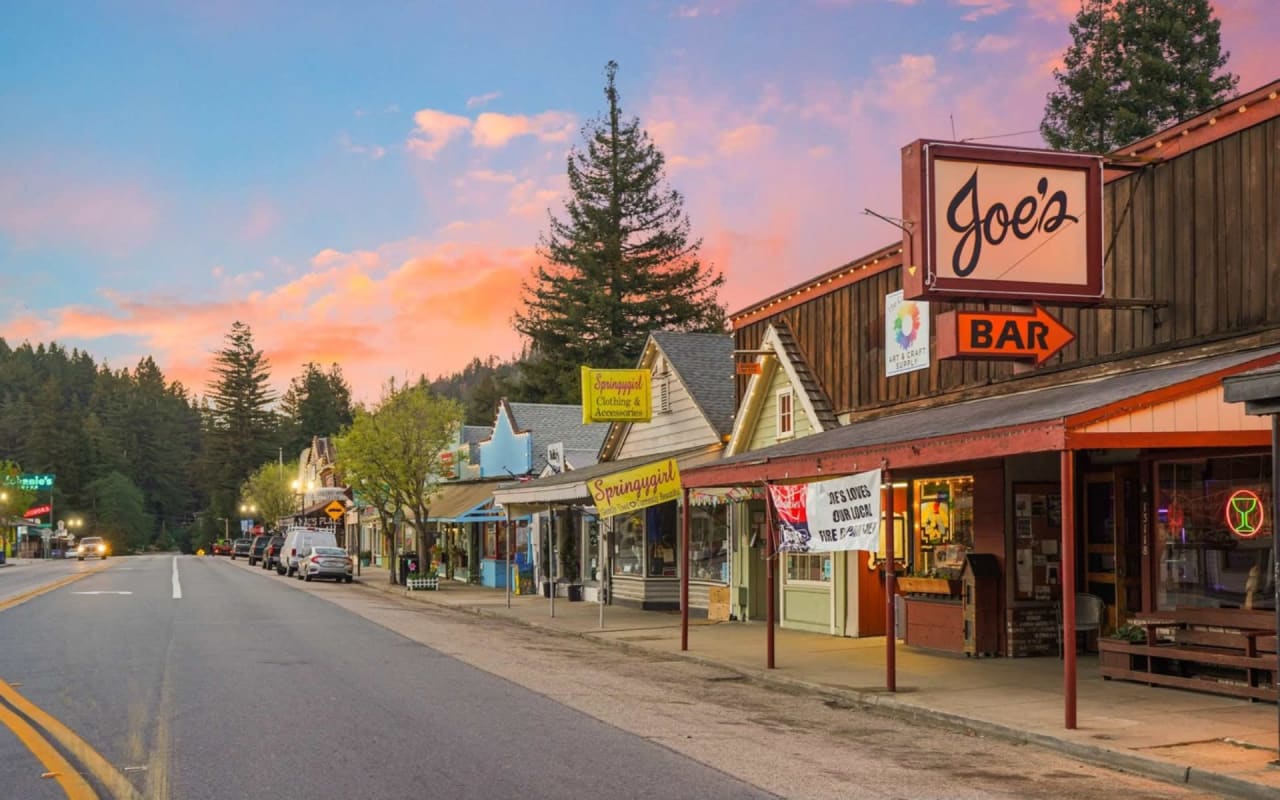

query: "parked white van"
left=277, top=526, right=339, bottom=576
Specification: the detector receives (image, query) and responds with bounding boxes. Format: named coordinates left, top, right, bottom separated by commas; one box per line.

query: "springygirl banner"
left=580, top=367, right=652, bottom=423
left=588, top=458, right=681, bottom=518
left=768, top=469, right=882, bottom=553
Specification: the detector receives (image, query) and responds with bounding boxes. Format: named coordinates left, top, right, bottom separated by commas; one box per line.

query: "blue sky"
left=1, top=0, right=1273, bottom=398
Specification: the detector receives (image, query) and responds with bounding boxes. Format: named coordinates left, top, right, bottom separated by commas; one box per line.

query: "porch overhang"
left=683, top=344, right=1280, bottom=489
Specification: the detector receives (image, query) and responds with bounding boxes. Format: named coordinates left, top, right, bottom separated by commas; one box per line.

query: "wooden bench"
left=1099, top=607, right=1278, bottom=702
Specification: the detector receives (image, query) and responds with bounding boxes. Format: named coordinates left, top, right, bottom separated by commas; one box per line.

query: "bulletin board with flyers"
left=1012, top=482, right=1063, bottom=602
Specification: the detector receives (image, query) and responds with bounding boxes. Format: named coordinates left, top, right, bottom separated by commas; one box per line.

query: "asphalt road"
left=0, top=555, right=772, bottom=800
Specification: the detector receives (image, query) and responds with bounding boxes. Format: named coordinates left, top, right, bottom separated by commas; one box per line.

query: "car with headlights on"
left=298, top=546, right=353, bottom=583
left=77, top=537, right=109, bottom=560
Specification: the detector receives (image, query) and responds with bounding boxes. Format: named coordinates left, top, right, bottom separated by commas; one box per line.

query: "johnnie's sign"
left=901, top=140, right=1103, bottom=303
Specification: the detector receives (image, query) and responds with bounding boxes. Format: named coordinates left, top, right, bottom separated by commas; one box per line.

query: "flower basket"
left=407, top=575, right=438, bottom=591
left=895, top=576, right=960, bottom=596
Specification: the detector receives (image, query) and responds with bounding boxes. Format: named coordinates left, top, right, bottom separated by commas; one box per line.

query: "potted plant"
left=359, top=550, right=372, bottom=567
left=407, top=567, right=438, bottom=591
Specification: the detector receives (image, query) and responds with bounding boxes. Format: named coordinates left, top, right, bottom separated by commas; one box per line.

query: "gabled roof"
left=726, top=320, right=839, bottom=457
left=459, top=425, right=492, bottom=463
left=649, top=330, right=736, bottom=436
left=507, top=402, right=608, bottom=475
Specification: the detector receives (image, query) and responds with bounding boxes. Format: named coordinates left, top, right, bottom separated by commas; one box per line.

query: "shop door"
left=1083, top=466, right=1140, bottom=632
left=855, top=552, right=886, bottom=636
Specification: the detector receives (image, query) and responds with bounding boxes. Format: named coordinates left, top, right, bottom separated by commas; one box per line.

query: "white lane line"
left=171, top=557, right=182, bottom=600
left=72, top=591, right=133, bottom=595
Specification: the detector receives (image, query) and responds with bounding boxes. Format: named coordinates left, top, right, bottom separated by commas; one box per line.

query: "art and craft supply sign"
left=580, top=367, right=652, bottom=423
left=768, top=469, right=882, bottom=553
left=588, top=457, right=681, bottom=518
left=885, top=290, right=930, bottom=377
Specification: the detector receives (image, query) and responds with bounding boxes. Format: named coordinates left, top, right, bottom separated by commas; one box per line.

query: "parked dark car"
left=247, top=535, right=270, bottom=566
left=231, top=538, right=253, bottom=559
left=262, top=535, right=285, bottom=571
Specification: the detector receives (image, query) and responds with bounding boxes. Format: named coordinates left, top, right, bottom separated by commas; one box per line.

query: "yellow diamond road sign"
left=324, top=500, right=345, bottom=521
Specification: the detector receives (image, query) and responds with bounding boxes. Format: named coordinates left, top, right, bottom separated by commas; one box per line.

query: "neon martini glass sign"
left=1224, top=489, right=1265, bottom=539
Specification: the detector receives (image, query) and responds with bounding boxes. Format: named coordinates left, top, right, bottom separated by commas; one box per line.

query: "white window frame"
left=784, top=553, right=832, bottom=585
left=776, top=388, right=795, bottom=440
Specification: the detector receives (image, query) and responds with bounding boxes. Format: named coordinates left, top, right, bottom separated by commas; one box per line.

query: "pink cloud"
left=240, top=199, right=280, bottom=240
left=718, top=123, right=775, bottom=154
left=471, top=111, right=576, bottom=148
left=466, top=91, right=502, bottom=109
left=973, top=33, right=1018, bottom=53
left=406, top=109, right=472, bottom=159
left=954, top=0, right=1012, bottom=21
left=0, top=167, right=158, bottom=254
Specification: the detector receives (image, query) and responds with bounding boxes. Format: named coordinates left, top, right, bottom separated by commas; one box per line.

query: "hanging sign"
left=768, top=469, right=882, bottom=553
left=885, top=290, right=930, bottom=376
left=1225, top=489, right=1265, bottom=538
left=588, top=457, right=681, bottom=518
left=735, top=360, right=763, bottom=376
left=580, top=367, right=652, bottom=423
left=900, top=140, right=1103, bottom=303
left=936, top=304, right=1074, bottom=365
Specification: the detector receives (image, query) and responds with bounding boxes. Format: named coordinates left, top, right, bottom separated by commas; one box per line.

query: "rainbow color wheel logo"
left=894, top=301, right=922, bottom=350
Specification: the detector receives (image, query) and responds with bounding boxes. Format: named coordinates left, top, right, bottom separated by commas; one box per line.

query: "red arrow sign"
left=936, top=304, right=1075, bottom=366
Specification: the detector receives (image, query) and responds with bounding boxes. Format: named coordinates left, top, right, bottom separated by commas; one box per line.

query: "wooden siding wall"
left=735, top=118, right=1280, bottom=415
left=619, top=368, right=720, bottom=459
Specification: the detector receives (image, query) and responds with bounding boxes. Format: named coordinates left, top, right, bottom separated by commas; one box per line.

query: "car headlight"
left=77, top=545, right=84, bottom=553
left=98, top=544, right=106, bottom=553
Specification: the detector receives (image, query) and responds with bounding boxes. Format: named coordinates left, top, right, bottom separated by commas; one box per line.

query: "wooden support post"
left=764, top=485, right=776, bottom=670
left=1061, top=449, right=1077, bottom=730
left=681, top=488, right=690, bottom=652
left=884, top=468, right=896, bottom=693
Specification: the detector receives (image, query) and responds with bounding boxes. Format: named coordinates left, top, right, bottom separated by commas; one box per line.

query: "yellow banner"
left=580, top=367, right=652, bottom=423
left=588, top=458, right=681, bottom=518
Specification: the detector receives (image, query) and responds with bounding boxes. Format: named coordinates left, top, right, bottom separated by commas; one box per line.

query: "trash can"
left=398, top=553, right=419, bottom=586
left=542, top=580, right=553, bottom=598
left=567, top=584, right=583, bottom=602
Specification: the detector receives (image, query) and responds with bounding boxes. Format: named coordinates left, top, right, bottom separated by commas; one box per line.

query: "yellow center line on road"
left=0, top=696, right=98, bottom=800
left=0, top=563, right=114, bottom=614
left=0, top=680, right=144, bottom=800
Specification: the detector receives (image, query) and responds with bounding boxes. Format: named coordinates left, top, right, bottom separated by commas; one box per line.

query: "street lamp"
left=290, top=480, right=315, bottom=519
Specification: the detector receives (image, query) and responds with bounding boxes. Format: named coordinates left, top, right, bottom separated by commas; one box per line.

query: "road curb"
left=350, top=579, right=1277, bottom=800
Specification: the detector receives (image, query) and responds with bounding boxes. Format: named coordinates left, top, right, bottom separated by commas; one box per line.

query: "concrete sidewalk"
left=352, top=565, right=1280, bottom=799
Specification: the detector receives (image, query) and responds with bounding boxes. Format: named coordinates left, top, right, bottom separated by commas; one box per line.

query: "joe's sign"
left=901, top=140, right=1103, bottom=303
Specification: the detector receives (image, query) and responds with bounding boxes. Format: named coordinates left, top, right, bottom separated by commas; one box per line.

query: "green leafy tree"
left=202, top=322, right=279, bottom=524
left=240, top=460, right=299, bottom=533
left=1, top=460, right=38, bottom=556
left=333, top=381, right=463, bottom=584
left=280, top=362, right=354, bottom=458
left=1041, top=0, right=1238, bottom=152
left=514, top=60, right=725, bottom=403
left=86, top=471, right=148, bottom=554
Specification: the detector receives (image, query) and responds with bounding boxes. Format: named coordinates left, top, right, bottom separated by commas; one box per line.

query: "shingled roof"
left=508, top=402, right=608, bottom=474
left=649, top=330, right=736, bottom=437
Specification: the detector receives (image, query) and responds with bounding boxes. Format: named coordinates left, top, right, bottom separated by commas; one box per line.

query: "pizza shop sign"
left=900, top=140, right=1103, bottom=303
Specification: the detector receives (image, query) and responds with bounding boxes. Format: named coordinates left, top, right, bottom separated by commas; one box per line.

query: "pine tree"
left=279, top=362, right=354, bottom=458
left=203, top=322, right=278, bottom=520
left=514, top=60, right=725, bottom=403
left=1042, top=0, right=1238, bottom=152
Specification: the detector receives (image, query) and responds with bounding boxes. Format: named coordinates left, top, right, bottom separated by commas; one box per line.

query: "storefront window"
left=614, top=512, right=644, bottom=575
left=647, top=501, right=679, bottom=577
left=786, top=553, right=832, bottom=582
left=690, top=505, right=729, bottom=582
left=912, top=475, right=974, bottom=574
left=1156, top=455, right=1274, bottom=611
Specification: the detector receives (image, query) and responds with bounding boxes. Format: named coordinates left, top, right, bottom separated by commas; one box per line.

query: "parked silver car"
left=298, top=546, right=353, bottom=583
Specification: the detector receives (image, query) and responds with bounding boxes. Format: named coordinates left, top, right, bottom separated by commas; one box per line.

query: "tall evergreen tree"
left=202, top=321, right=278, bottom=521
left=279, top=362, right=354, bottom=458
left=513, top=60, right=725, bottom=403
left=1041, top=0, right=1238, bottom=152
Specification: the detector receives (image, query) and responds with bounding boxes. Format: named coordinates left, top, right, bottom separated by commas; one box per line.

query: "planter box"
left=896, top=577, right=960, bottom=596
left=407, top=576, right=438, bottom=591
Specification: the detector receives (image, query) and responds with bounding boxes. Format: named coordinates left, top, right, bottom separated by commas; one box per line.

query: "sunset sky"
left=1, top=0, right=1274, bottom=401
